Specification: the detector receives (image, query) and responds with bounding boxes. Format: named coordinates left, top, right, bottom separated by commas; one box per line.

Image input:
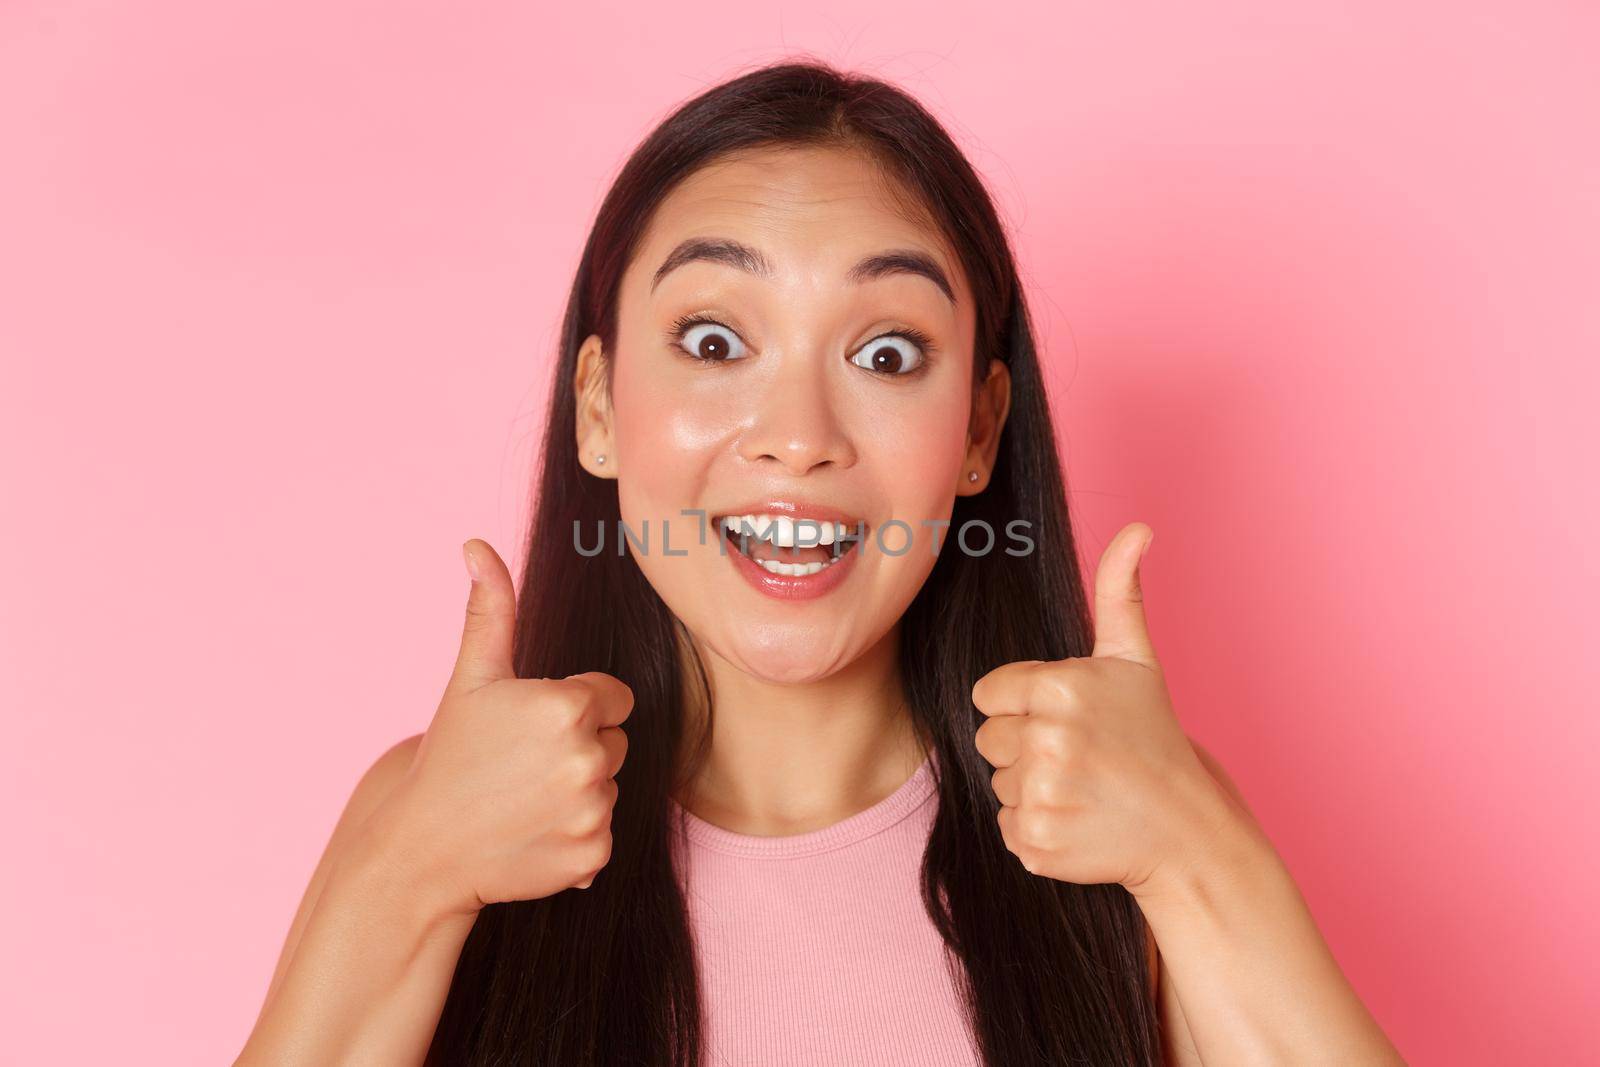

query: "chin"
left=714, top=628, right=856, bottom=686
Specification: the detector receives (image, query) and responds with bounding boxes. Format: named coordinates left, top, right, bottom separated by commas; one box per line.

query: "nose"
left=735, top=350, right=858, bottom=476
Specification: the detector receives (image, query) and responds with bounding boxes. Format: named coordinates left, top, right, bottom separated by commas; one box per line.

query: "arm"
left=235, top=735, right=481, bottom=1066
left=1134, top=738, right=1406, bottom=1066
left=1146, top=922, right=1204, bottom=1067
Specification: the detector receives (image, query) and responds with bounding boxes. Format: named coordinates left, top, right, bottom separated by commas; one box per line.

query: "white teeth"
left=758, top=558, right=828, bottom=576
left=720, top=513, right=848, bottom=548
left=715, top=511, right=857, bottom=577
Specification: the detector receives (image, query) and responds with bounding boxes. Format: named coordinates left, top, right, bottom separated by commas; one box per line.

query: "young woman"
left=237, top=60, right=1405, bottom=1066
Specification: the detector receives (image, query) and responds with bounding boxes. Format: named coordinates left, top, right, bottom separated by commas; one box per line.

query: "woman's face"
left=576, top=144, right=1008, bottom=685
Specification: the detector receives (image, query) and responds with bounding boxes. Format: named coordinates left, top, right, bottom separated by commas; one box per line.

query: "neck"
left=673, top=622, right=927, bottom=836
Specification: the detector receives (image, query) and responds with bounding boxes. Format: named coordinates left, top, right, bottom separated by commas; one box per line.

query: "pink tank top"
left=667, top=751, right=984, bottom=1066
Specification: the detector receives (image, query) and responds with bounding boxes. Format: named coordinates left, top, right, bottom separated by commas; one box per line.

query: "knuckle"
left=1016, top=807, right=1052, bottom=846
left=569, top=800, right=609, bottom=837
left=568, top=748, right=608, bottom=788
left=540, top=685, right=592, bottom=730
left=578, top=831, right=613, bottom=872
left=1035, top=668, right=1081, bottom=713
left=1024, top=717, right=1076, bottom=761
left=562, top=701, right=592, bottom=731
left=1023, top=768, right=1068, bottom=807
left=605, top=727, right=629, bottom=766
left=566, top=780, right=617, bottom=836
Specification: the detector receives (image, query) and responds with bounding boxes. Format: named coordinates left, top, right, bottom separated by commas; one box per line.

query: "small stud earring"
left=596, top=453, right=607, bottom=465
left=967, top=470, right=979, bottom=483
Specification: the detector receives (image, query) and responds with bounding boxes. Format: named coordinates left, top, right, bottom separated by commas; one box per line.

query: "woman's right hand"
left=357, top=537, right=633, bottom=916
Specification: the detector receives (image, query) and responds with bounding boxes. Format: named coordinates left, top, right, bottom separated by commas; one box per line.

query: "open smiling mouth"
left=714, top=513, right=869, bottom=577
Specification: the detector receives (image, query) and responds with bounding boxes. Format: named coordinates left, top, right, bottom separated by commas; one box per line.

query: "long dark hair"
left=427, top=58, right=1161, bottom=1066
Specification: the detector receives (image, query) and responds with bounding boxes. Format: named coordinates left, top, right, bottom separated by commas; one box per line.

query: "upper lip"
left=711, top=499, right=868, bottom=529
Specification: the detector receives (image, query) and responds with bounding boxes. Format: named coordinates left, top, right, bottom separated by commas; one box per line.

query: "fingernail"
left=462, top=541, right=481, bottom=582
left=577, top=877, right=593, bottom=889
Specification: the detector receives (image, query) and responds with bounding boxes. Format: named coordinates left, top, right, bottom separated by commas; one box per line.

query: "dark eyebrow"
left=652, top=238, right=773, bottom=291
left=651, top=237, right=956, bottom=306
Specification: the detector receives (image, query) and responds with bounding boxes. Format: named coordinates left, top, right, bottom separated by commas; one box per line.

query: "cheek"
left=865, top=387, right=973, bottom=505
left=851, top=385, right=974, bottom=587
left=609, top=351, right=740, bottom=511
left=611, top=334, right=757, bottom=442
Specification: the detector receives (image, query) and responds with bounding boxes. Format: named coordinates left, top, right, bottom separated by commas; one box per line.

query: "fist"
left=971, top=523, right=1237, bottom=897
left=365, top=538, right=633, bottom=915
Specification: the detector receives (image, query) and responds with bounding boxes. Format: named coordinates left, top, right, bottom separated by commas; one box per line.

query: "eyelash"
left=666, top=312, right=936, bottom=378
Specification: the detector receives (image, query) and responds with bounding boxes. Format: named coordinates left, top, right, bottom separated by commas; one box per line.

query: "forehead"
left=627, top=144, right=969, bottom=303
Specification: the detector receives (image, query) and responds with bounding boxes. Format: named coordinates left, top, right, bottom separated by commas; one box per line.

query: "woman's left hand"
left=971, top=522, right=1248, bottom=897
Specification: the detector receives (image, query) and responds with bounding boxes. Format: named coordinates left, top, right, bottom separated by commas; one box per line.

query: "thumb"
left=1090, top=523, right=1159, bottom=668
left=450, top=538, right=518, bottom=692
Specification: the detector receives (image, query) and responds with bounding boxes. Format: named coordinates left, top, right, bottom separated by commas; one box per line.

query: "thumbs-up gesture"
left=972, top=523, right=1240, bottom=898
left=360, top=538, right=634, bottom=916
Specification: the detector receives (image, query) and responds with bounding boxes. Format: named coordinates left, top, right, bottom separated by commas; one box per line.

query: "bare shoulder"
left=252, top=732, right=425, bottom=1022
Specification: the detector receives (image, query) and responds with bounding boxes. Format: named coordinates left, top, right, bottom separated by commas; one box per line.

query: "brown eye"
left=677, top=321, right=748, bottom=362
left=850, top=336, right=924, bottom=376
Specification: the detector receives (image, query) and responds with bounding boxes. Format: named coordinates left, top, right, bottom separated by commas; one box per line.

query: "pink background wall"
left=3, top=2, right=1595, bottom=1062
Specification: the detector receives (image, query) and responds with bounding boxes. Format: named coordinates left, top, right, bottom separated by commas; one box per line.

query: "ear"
left=957, top=357, right=1011, bottom=495
left=574, top=333, right=617, bottom=479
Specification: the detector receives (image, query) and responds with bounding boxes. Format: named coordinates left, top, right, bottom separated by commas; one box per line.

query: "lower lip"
left=722, top=534, right=862, bottom=601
